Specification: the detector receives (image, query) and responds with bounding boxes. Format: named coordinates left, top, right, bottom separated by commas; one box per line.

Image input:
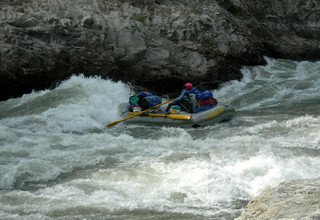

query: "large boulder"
left=237, top=178, right=320, bottom=219
left=0, top=0, right=320, bottom=100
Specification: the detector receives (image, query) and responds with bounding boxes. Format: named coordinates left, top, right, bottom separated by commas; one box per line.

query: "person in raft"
left=129, top=88, right=162, bottom=112
left=165, top=82, right=218, bottom=113
left=165, top=82, right=200, bottom=113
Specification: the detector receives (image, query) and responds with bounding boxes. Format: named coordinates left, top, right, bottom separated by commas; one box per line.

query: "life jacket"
left=175, top=88, right=200, bottom=109
left=138, top=95, right=162, bottom=110
left=129, top=92, right=154, bottom=112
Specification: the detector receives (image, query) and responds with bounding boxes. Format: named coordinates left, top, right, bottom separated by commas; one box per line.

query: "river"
left=0, top=57, right=319, bottom=219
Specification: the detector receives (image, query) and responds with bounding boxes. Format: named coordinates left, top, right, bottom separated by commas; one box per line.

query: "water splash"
left=215, top=57, right=320, bottom=111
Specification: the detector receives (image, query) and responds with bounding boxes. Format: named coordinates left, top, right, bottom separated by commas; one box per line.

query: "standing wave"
left=215, top=57, right=320, bottom=111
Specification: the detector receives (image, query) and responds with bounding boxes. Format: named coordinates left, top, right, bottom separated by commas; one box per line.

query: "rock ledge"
left=237, top=178, right=320, bottom=220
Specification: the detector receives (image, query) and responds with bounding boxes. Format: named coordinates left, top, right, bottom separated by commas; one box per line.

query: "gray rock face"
left=0, top=0, right=320, bottom=100
left=237, top=178, right=320, bottom=219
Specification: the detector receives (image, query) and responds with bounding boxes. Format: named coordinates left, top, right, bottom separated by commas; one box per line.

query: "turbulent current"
left=0, top=58, right=319, bottom=219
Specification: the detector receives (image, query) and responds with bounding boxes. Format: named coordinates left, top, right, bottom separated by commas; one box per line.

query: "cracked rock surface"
left=237, top=178, right=320, bottom=220
left=1, top=0, right=320, bottom=100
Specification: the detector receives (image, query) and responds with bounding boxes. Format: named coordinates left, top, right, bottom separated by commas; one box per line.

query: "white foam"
left=215, top=57, right=320, bottom=110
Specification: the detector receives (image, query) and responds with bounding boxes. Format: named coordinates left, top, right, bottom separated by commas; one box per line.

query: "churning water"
left=0, top=57, right=319, bottom=219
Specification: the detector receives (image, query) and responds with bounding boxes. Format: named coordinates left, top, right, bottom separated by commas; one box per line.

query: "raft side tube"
left=117, top=102, right=236, bottom=127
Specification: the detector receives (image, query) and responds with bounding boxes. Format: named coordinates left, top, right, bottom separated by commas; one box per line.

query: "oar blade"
left=106, top=121, right=120, bottom=128
left=105, top=99, right=172, bottom=128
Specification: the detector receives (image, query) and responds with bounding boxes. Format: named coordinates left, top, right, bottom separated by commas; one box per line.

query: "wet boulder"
left=237, top=178, right=320, bottom=219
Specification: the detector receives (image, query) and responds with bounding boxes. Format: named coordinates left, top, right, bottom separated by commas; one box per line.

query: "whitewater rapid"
left=0, top=57, right=319, bottom=219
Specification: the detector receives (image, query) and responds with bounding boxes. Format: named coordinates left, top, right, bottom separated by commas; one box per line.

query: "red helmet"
left=184, top=82, right=193, bottom=90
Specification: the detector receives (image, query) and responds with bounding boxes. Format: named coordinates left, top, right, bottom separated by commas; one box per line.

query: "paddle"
left=106, top=99, right=173, bottom=128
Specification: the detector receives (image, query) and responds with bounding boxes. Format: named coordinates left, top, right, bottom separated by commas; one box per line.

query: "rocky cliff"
left=237, top=178, right=320, bottom=219
left=1, top=0, right=320, bottom=100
